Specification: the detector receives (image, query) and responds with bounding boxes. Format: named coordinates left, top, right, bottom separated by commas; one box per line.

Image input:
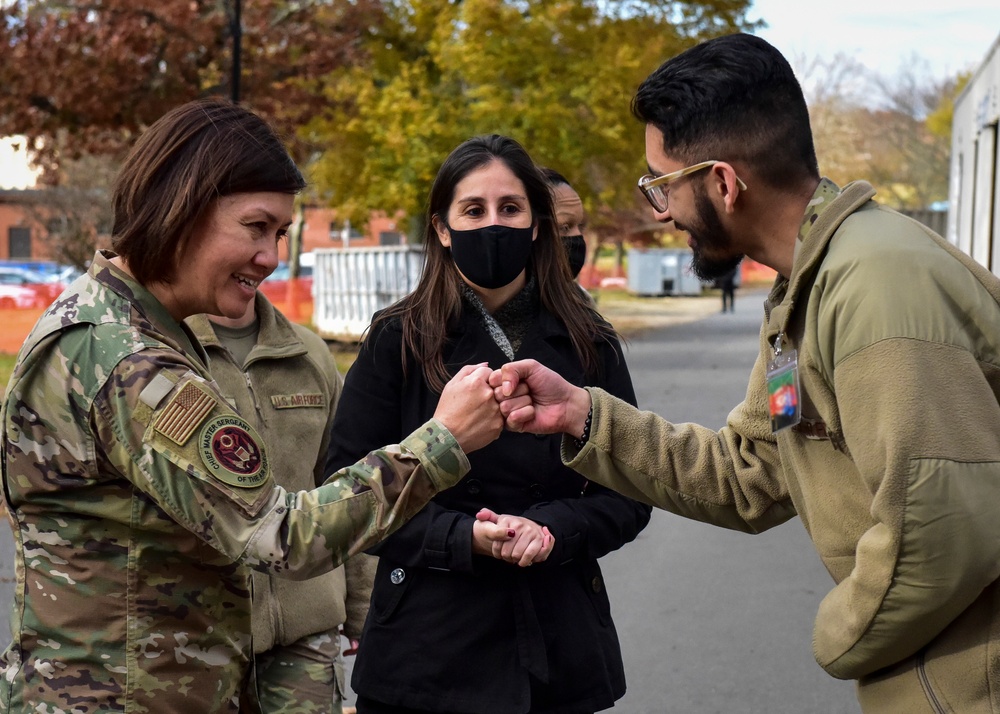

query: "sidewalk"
left=596, top=289, right=734, bottom=337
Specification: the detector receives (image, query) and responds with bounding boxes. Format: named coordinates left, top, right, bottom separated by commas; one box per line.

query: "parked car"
left=259, top=254, right=315, bottom=303
left=0, top=283, right=42, bottom=309
left=0, top=267, right=65, bottom=305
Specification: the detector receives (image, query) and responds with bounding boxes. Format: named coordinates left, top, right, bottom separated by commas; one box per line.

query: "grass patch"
left=328, top=342, right=360, bottom=375
left=0, top=353, right=16, bottom=399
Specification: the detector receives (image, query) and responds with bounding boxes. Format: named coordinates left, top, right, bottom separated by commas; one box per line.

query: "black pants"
left=721, top=287, right=735, bottom=312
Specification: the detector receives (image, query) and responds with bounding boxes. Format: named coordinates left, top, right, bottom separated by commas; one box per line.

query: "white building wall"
left=949, top=34, right=1000, bottom=274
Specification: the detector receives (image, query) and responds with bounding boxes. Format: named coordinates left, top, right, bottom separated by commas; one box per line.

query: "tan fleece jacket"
left=187, top=293, right=375, bottom=651
left=566, top=181, right=1000, bottom=713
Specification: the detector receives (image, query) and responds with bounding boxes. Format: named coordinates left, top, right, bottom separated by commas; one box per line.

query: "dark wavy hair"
left=111, top=98, right=305, bottom=285
left=633, top=33, right=819, bottom=189
left=372, top=134, right=618, bottom=392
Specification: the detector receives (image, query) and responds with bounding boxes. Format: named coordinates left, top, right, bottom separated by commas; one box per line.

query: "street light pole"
left=230, top=0, right=241, bottom=103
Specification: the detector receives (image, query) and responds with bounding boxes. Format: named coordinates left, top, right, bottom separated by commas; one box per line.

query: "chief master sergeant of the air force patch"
left=199, top=414, right=270, bottom=489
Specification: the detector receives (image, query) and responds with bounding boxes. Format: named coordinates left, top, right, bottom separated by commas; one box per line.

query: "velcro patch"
left=199, top=415, right=270, bottom=489
left=270, top=393, right=326, bottom=409
left=154, top=381, right=216, bottom=445
left=139, top=372, right=178, bottom=410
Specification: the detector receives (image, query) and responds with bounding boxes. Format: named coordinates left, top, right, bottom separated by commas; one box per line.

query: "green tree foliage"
left=926, top=73, right=970, bottom=139
left=303, top=0, right=759, bottom=236
left=864, top=61, right=966, bottom=209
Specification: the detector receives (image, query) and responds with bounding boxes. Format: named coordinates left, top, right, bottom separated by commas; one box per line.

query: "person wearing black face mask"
left=541, top=167, right=598, bottom=310
left=326, top=135, right=650, bottom=714
left=541, top=167, right=589, bottom=280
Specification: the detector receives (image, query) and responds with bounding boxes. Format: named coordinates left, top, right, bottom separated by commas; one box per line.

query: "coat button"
left=466, top=478, right=482, bottom=495
left=591, top=576, right=602, bottom=593
left=390, top=568, right=406, bottom=585
left=528, top=484, right=544, bottom=499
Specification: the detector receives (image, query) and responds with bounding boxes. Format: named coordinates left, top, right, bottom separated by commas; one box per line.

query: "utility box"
left=313, top=245, right=425, bottom=340
left=627, top=248, right=703, bottom=296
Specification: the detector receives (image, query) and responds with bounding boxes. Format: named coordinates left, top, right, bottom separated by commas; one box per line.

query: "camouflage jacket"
left=0, top=250, right=468, bottom=714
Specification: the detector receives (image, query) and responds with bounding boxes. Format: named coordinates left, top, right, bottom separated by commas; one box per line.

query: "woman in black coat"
left=326, top=135, right=651, bottom=714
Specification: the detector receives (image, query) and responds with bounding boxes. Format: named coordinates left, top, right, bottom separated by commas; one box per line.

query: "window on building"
left=379, top=231, right=402, bottom=246
left=8, top=226, right=31, bottom=259
left=329, top=221, right=365, bottom=244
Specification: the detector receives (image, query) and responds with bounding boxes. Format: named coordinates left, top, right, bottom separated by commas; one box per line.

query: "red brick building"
left=294, top=207, right=409, bottom=259
left=0, top=191, right=48, bottom=261
left=1, top=190, right=411, bottom=264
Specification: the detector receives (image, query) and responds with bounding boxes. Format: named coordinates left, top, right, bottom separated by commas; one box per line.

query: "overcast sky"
left=749, top=0, right=999, bottom=80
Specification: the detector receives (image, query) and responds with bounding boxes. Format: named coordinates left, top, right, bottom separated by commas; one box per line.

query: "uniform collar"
left=185, top=292, right=308, bottom=362
left=765, top=180, right=877, bottom=348
left=90, top=249, right=209, bottom=367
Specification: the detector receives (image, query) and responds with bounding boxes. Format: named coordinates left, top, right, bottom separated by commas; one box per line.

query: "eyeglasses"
left=637, top=160, right=747, bottom=213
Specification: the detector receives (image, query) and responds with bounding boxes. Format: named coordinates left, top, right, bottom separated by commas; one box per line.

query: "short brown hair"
left=111, top=99, right=305, bottom=285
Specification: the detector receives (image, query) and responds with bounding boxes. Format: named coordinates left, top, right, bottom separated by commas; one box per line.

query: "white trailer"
left=312, top=245, right=425, bottom=341
left=948, top=33, right=1000, bottom=273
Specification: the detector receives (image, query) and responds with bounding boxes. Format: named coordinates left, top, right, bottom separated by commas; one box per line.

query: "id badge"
left=766, top=348, right=801, bottom=433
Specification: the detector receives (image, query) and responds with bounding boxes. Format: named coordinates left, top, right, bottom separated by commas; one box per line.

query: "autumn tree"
left=19, top=150, right=118, bottom=269
left=303, top=0, right=760, bottom=262
left=0, top=0, right=382, bottom=266
left=0, top=0, right=383, bottom=166
left=865, top=61, right=966, bottom=209
left=797, top=53, right=965, bottom=210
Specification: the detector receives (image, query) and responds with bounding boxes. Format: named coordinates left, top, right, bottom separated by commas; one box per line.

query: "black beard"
left=688, top=185, right=743, bottom=282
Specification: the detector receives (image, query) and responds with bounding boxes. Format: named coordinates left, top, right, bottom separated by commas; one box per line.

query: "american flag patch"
left=154, top=381, right=216, bottom=445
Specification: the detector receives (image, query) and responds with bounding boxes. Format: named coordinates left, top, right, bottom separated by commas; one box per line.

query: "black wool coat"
left=326, top=305, right=652, bottom=714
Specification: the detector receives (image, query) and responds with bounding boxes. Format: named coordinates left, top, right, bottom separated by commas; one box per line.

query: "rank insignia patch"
left=199, top=415, right=270, bottom=489
left=154, top=381, right=216, bottom=445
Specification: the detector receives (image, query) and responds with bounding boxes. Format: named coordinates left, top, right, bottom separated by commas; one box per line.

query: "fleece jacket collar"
left=186, top=292, right=309, bottom=366
left=765, top=180, right=877, bottom=352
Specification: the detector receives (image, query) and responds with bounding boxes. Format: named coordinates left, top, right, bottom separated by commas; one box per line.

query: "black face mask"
left=562, top=235, right=586, bottom=278
left=447, top=222, right=534, bottom=289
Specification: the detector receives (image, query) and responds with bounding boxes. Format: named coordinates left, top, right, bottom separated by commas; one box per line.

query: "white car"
left=0, top=283, right=40, bottom=309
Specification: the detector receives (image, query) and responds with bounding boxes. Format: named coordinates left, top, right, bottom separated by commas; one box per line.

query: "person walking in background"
left=717, top=265, right=738, bottom=312
left=186, top=292, right=375, bottom=714
left=326, top=134, right=651, bottom=714
left=491, top=33, right=1000, bottom=713
left=0, top=98, right=504, bottom=713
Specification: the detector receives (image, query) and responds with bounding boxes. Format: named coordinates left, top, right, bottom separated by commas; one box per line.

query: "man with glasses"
left=491, top=32, right=1000, bottom=713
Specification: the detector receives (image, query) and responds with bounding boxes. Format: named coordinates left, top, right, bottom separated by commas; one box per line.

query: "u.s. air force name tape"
left=199, top=414, right=270, bottom=488
left=270, top=393, right=325, bottom=409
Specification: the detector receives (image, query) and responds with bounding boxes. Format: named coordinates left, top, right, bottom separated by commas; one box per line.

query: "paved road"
left=0, top=288, right=861, bottom=712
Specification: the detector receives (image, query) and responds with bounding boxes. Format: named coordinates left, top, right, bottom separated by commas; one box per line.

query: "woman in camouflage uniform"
left=0, top=99, right=506, bottom=714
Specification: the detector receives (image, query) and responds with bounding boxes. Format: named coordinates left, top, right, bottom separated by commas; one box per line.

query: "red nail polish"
left=507, top=529, right=516, bottom=538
